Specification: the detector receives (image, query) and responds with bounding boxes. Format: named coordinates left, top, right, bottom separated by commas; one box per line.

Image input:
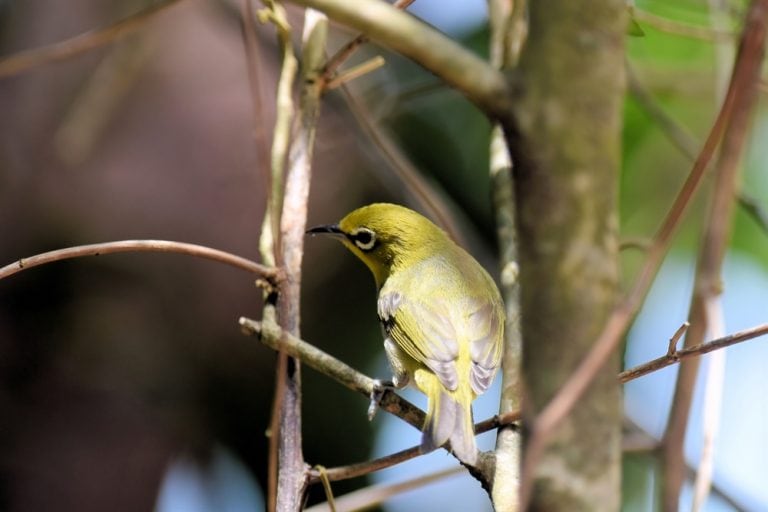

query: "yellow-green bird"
left=307, top=203, right=504, bottom=465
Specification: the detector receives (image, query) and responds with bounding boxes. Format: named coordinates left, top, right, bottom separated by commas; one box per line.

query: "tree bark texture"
left=509, top=1, right=626, bottom=510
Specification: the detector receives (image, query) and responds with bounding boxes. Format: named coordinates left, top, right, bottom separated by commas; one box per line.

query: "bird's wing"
left=466, top=301, right=504, bottom=395
left=378, top=291, right=460, bottom=391
left=378, top=290, right=504, bottom=395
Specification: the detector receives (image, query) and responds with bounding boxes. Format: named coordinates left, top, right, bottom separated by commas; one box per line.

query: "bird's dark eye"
left=351, top=228, right=376, bottom=251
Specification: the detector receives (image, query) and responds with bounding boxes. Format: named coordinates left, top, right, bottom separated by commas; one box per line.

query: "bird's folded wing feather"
left=378, top=291, right=503, bottom=394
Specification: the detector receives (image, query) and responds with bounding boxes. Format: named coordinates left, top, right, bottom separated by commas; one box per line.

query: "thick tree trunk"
left=510, top=1, right=626, bottom=510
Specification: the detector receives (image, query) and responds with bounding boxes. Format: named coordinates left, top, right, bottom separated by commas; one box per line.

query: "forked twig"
left=619, top=323, right=768, bottom=382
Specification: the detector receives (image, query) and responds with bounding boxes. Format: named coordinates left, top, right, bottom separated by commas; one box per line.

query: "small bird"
left=307, top=203, right=504, bottom=465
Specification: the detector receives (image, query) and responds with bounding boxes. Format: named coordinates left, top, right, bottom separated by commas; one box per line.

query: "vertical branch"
left=690, top=3, right=733, bottom=511
left=274, top=7, right=329, bottom=511
left=487, top=0, right=526, bottom=510
left=509, top=0, right=626, bottom=509
left=259, top=1, right=298, bottom=267
left=241, top=0, right=272, bottom=222
left=661, top=2, right=768, bottom=510
left=246, top=2, right=299, bottom=510
left=691, top=299, right=726, bottom=512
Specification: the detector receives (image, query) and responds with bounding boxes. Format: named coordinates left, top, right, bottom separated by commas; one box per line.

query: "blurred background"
left=0, top=0, right=766, bottom=510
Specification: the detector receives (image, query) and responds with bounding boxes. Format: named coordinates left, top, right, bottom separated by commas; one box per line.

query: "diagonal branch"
left=321, top=0, right=416, bottom=84
left=619, top=323, right=768, bottom=383
left=283, top=0, right=512, bottom=120
left=661, top=2, right=768, bottom=508
left=0, top=0, right=185, bottom=78
left=521, top=0, right=768, bottom=499
left=304, top=466, right=466, bottom=512
left=239, top=316, right=427, bottom=430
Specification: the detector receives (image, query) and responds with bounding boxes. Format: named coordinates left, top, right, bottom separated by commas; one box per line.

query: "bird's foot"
left=368, top=379, right=394, bottom=421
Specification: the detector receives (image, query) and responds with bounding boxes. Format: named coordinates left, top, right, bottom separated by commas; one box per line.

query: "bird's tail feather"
left=422, top=388, right=477, bottom=465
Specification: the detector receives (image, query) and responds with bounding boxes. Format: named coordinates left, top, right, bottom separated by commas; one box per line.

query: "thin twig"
left=629, top=5, right=734, bottom=42
left=339, top=84, right=466, bottom=245
left=619, top=323, right=768, bottom=382
left=629, top=62, right=768, bottom=238
left=284, top=0, right=512, bottom=120
left=690, top=5, right=733, bottom=509
left=691, top=298, right=726, bottom=512
left=0, top=240, right=279, bottom=282
left=314, top=466, right=337, bottom=512
left=738, top=193, right=768, bottom=234
left=521, top=0, right=768, bottom=498
left=321, top=0, right=416, bottom=85
left=622, top=418, right=750, bottom=510
left=0, top=0, right=184, bottom=78
left=54, top=34, right=150, bottom=166
left=626, top=63, right=700, bottom=160
left=308, top=445, right=422, bottom=484
left=667, top=322, right=690, bottom=355
left=241, top=0, right=272, bottom=214
left=324, top=56, right=385, bottom=89
left=304, top=466, right=465, bottom=512
left=305, top=410, right=522, bottom=485
left=661, top=4, right=767, bottom=508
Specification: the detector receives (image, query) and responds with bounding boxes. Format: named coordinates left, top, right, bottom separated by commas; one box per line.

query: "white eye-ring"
left=351, top=227, right=376, bottom=251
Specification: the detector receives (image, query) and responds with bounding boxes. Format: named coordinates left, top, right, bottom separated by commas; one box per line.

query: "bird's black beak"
left=306, top=224, right=344, bottom=237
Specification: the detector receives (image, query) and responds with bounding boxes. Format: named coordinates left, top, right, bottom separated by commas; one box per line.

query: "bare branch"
left=738, top=193, right=768, bottom=234
left=324, top=56, right=385, bottom=90
left=667, top=322, right=690, bottom=356
left=305, top=410, right=521, bottom=485
left=284, top=0, right=512, bottom=120
left=628, top=63, right=768, bottom=238
left=239, top=316, right=427, bottom=431
left=0, top=0, right=184, bottom=78
left=304, top=466, right=466, bottom=512
left=338, top=85, right=466, bottom=245
left=622, top=418, right=751, bottom=510
left=241, top=0, right=272, bottom=209
left=308, top=445, right=422, bottom=484
left=0, top=240, right=279, bottom=282
left=260, top=4, right=331, bottom=510
left=321, top=0, right=416, bottom=85
left=629, top=6, right=735, bottom=42
left=522, top=0, right=768, bottom=498
left=619, top=323, right=768, bottom=383
left=661, top=2, right=768, bottom=507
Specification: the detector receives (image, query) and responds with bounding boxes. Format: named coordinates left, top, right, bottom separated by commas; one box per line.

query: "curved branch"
left=0, top=0, right=185, bottom=78
left=284, top=0, right=513, bottom=120
left=0, top=240, right=279, bottom=282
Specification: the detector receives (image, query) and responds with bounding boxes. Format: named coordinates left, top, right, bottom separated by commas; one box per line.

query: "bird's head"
left=307, top=203, right=448, bottom=287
